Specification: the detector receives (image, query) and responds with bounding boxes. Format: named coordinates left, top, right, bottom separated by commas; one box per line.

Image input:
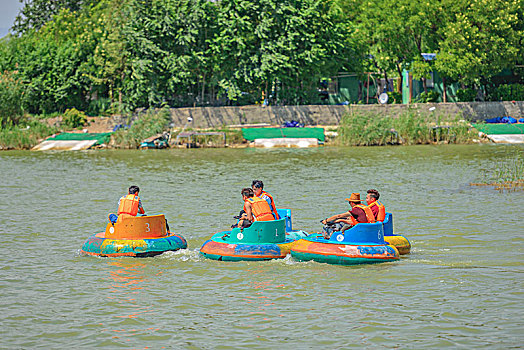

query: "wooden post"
left=442, top=77, right=447, bottom=103
left=409, top=73, right=413, bottom=104
left=366, top=73, right=370, bottom=104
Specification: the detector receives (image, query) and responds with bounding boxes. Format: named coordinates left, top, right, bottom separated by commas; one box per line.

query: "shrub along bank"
left=110, top=108, right=245, bottom=148
left=336, top=110, right=480, bottom=146
left=0, top=108, right=91, bottom=150
left=0, top=119, right=58, bottom=150
left=111, top=108, right=172, bottom=149
left=0, top=108, right=488, bottom=150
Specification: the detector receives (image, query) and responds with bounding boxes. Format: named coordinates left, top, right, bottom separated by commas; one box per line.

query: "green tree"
left=434, top=0, right=521, bottom=86
left=212, top=0, right=356, bottom=104
left=351, top=0, right=441, bottom=94
left=89, top=0, right=129, bottom=113
left=13, top=0, right=98, bottom=34
left=1, top=8, right=103, bottom=114
left=123, top=0, right=217, bottom=108
left=0, top=70, right=25, bottom=126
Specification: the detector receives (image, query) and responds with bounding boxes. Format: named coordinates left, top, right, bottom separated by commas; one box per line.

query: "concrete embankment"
left=20, top=101, right=523, bottom=150
left=112, top=101, right=524, bottom=128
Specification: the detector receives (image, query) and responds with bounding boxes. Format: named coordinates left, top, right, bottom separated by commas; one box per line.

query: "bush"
left=387, top=91, right=402, bottom=104
left=415, top=91, right=440, bottom=103
left=336, top=110, right=478, bottom=146
left=112, top=108, right=171, bottom=148
left=0, top=118, right=58, bottom=149
left=0, top=71, right=25, bottom=127
left=487, top=84, right=524, bottom=101
left=473, top=149, right=524, bottom=192
left=62, top=108, right=88, bottom=129
left=457, top=88, right=477, bottom=102
left=337, top=113, right=393, bottom=146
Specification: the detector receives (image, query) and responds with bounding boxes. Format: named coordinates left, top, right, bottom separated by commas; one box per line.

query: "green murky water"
left=1, top=144, right=523, bottom=348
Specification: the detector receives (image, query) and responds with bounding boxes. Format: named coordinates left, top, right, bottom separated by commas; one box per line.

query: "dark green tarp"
left=472, top=124, right=524, bottom=135
left=47, top=132, right=112, bottom=144
left=242, top=127, right=325, bottom=142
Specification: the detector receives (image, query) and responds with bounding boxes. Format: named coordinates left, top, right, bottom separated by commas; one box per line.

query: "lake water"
left=1, top=144, right=523, bottom=349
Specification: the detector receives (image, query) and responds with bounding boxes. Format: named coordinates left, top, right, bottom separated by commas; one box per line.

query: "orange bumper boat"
left=81, top=214, right=187, bottom=257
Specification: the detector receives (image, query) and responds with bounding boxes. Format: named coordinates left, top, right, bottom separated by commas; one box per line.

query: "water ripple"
left=0, top=145, right=523, bottom=348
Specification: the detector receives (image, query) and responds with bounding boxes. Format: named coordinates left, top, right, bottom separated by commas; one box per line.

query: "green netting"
left=472, top=124, right=524, bottom=135
left=47, top=132, right=112, bottom=144
left=242, top=127, right=325, bottom=141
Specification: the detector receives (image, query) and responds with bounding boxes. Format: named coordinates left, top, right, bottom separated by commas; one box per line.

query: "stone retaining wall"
left=135, top=101, right=524, bottom=128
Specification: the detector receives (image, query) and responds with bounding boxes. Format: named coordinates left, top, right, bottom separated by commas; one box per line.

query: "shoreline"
left=4, top=106, right=524, bottom=150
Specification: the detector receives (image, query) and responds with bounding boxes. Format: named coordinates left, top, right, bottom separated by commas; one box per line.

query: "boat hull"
left=382, top=213, right=411, bottom=255
left=81, top=231, right=187, bottom=257
left=384, top=234, right=411, bottom=255
left=200, top=237, right=296, bottom=261
left=200, top=216, right=308, bottom=261
left=290, top=237, right=399, bottom=265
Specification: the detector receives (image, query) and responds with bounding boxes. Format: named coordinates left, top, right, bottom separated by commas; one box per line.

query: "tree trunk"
left=201, top=72, right=206, bottom=105
left=118, top=90, right=122, bottom=113
left=366, top=73, right=370, bottom=104
left=442, top=76, right=447, bottom=103
left=383, top=70, right=388, bottom=93
left=265, top=80, right=269, bottom=106
left=396, top=63, right=403, bottom=94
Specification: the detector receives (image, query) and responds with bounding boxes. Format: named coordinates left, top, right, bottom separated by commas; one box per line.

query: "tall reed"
left=471, top=149, right=524, bottom=191
left=172, top=127, right=244, bottom=147
left=0, top=119, right=58, bottom=149
left=336, top=110, right=478, bottom=146
left=112, top=108, right=172, bottom=148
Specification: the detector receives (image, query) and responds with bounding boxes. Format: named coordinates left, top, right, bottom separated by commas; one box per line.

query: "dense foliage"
left=347, top=0, right=522, bottom=86
left=0, top=0, right=522, bottom=121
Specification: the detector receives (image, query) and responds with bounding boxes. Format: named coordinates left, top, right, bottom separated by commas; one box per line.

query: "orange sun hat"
left=345, top=193, right=362, bottom=203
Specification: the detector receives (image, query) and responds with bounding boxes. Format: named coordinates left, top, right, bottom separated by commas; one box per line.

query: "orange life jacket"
left=337, top=204, right=376, bottom=226
left=354, top=204, right=376, bottom=223
left=367, top=200, right=386, bottom=222
left=244, top=196, right=275, bottom=221
left=260, top=190, right=279, bottom=219
left=118, top=194, right=140, bottom=216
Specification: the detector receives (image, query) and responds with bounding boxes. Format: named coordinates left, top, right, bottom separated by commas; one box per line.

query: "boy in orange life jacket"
left=117, top=185, right=145, bottom=220
left=251, top=179, right=280, bottom=219
left=366, top=189, right=386, bottom=222
left=241, top=187, right=275, bottom=224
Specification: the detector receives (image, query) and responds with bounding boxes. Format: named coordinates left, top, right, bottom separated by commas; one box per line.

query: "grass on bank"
left=471, top=150, right=524, bottom=192
left=111, top=109, right=172, bottom=148
left=0, top=118, right=59, bottom=150
left=171, top=127, right=244, bottom=147
left=111, top=108, right=244, bottom=148
left=336, top=110, right=479, bottom=146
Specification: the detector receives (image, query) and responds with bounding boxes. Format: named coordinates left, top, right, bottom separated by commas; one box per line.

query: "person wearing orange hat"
left=321, top=193, right=375, bottom=238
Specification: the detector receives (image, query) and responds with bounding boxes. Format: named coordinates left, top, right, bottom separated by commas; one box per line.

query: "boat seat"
left=329, top=222, right=386, bottom=245
left=277, top=208, right=293, bottom=232
left=382, top=213, right=394, bottom=236
left=229, top=218, right=286, bottom=244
